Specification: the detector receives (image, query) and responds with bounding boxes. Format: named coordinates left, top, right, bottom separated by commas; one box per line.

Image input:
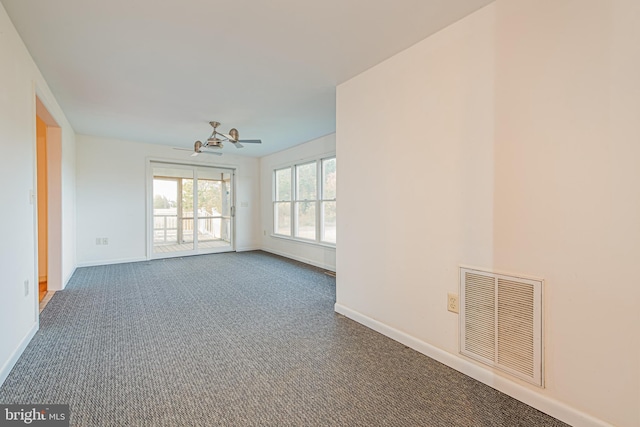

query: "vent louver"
left=460, top=267, right=543, bottom=386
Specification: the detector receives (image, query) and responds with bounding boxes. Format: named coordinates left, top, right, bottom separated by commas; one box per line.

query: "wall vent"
left=460, top=267, right=543, bottom=386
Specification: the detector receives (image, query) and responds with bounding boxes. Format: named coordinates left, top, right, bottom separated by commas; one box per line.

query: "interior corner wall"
left=336, top=0, right=495, bottom=357
left=336, top=1, right=639, bottom=427
left=259, top=133, right=336, bottom=270
left=75, top=135, right=261, bottom=266
left=0, top=3, right=76, bottom=386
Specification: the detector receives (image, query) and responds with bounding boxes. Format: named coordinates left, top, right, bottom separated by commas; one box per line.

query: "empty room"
left=0, top=0, right=638, bottom=426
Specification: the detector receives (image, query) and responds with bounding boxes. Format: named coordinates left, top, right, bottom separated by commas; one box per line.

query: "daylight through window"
left=273, top=156, right=336, bottom=245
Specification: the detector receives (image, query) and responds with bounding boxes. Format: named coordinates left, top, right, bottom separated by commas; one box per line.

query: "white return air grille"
left=460, top=267, right=543, bottom=386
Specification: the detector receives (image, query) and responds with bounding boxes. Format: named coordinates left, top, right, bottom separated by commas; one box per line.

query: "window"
left=273, top=156, right=336, bottom=245
left=274, top=168, right=292, bottom=236
left=295, top=162, right=316, bottom=239
left=320, top=157, right=336, bottom=244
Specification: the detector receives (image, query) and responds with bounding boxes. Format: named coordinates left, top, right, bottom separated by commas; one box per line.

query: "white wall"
left=260, top=134, right=336, bottom=270
left=0, top=3, right=76, bottom=385
left=493, top=1, right=640, bottom=425
left=75, top=135, right=261, bottom=266
left=336, top=2, right=639, bottom=427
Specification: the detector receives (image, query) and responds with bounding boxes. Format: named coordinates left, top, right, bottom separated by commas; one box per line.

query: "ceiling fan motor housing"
left=207, top=137, right=223, bottom=146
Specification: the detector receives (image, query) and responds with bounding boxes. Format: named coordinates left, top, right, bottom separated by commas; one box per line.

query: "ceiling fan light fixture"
left=180, top=121, right=261, bottom=157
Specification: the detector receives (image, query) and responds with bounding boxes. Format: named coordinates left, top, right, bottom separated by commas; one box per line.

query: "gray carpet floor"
left=0, top=251, right=569, bottom=426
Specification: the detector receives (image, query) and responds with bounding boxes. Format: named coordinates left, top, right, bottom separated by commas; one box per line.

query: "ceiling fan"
left=174, top=121, right=262, bottom=157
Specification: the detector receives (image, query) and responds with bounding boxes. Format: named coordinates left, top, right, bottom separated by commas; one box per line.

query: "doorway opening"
left=35, top=96, right=61, bottom=310
left=149, top=162, right=235, bottom=258
left=36, top=115, right=48, bottom=302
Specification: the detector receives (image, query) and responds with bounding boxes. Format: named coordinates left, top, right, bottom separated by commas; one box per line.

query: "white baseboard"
left=261, top=248, right=336, bottom=272
left=76, top=256, right=147, bottom=268
left=0, top=322, right=38, bottom=388
left=61, top=266, right=76, bottom=290
left=236, top=245, right=261, bottom=252
left=334, top=303, right=612, bottom=427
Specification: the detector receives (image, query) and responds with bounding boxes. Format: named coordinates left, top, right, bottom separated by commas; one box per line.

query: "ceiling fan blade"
left=238, top=139, right=262, bottom=144
left=216, top=131, right=234, bottom=140
left=174, top=147, right=202, bottom=157
left=232, top=141, right=244, bottom=149
left=201, top=151, right=223, bottom=156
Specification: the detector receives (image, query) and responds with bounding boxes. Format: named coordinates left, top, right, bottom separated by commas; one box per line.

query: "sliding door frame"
left=146, top=159, right=237, bottom=260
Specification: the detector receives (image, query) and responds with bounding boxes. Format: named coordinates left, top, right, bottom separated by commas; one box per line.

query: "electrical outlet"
left=447, top=293, right=459, bottom=313
left=24, top=279, right=29, bottom=296
left=102, top=238, right=109, bottom=245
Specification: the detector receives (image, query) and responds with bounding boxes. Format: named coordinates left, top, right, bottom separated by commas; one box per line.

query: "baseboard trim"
left=0, top=322, right=38, bottom=388
left=261, top=248, right=336, bottom=272
left=61, top=266, right=76, bottom=290
left=334, top=303, right=611, bottom=427
left=236, top=245, right=261, bottom=252
left=76, top=257, right=147, bottom=268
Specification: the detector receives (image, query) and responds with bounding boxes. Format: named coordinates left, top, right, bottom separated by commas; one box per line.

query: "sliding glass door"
left=150, top=162, right=234, bottom=258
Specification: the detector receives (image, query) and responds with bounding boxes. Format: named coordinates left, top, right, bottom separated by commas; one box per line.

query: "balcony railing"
left=153, top=213, right=230, bottom=245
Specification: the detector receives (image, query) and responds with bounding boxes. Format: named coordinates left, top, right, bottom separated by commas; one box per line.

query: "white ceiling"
left=2, top=0, right=493, bottom=157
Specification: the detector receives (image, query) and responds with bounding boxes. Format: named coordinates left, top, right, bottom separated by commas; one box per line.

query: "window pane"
left=275, top=168, right=291, bottom=201
left=321, top=201, right=336, bottom=244
left=153, top=178, right=178, bottom=244
left=295, top=201, right=316, bottom=240
left=322, top=158, right=336, bottom=200
left=181, top=179, right=194, bottom=243
left=274, top=202, right=291, bottom=236
left=296, top=163, right=316, bottom=200
left=220, top=218, right=231, bottom=242
left=198, top=179, right=222, bottom=215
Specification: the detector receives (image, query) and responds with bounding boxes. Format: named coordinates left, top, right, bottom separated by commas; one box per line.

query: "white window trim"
left=271, top=154, right=336, bottom=247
